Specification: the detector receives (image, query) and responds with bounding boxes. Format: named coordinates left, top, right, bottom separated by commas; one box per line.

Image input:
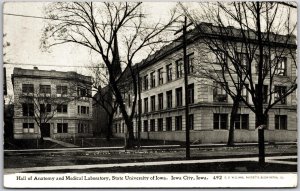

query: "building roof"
left=12, top=67, right=92, bottom=84
left=136, top=22, right=297, bottom=70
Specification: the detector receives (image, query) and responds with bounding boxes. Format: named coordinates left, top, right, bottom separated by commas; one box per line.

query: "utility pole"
left=137, top=66, right=142, bottom=148
left=175, top=16, right=192, bottom=160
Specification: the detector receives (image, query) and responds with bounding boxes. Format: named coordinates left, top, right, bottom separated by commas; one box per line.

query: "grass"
left=4, top=139, right=63, bottom=150
left=4, top=137, right=184, bottom=150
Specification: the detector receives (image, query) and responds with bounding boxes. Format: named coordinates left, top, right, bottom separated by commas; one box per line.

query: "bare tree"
left=41, top=2, right=177, bottom=147
left=22, top=86, right=74, bottom=141
left=90, top=63, right=119, bottom=140
left=182, top=2, right=297, bottom=163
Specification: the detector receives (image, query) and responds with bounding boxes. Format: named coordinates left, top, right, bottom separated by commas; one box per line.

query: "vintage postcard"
left=2, top=1, right=297, bottom=188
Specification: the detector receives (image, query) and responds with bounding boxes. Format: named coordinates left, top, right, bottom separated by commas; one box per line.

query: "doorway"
left=41, top=123, right=50, bottom=137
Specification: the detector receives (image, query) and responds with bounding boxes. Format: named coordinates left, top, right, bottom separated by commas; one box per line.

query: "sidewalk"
left=43, top=138, right=79, bottom=148
left=4, top=155, right=297, bottom=174
left=4, top=141, right=296, bottom=153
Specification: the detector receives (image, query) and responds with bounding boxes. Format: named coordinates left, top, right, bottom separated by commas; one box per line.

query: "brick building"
left=12, top=67, right=93, bottom=139
left=112, top=24, right=297, bottom=143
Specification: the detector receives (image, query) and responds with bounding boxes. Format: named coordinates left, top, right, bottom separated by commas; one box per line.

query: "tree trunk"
left=109, top=69, right=135, bottom=148
left=227, top=96, right=240, bottom=146
left=106, top=114, right=114, bottom=141
left=256, top=110, right=267, bottom=166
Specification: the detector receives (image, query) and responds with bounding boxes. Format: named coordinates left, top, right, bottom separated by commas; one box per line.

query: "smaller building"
left=12, top=67, right=93, bottom=139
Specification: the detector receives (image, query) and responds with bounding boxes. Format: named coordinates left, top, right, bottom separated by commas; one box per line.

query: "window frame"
left=166, top=117, right=172, bottom=131
left=274, top=86, right=287, bottom=104
left=187, top=83, right=194, bottom=104
left=23, top=123, right=34, bottom=133
left=275, top=57, right=287, bottom=76
left=275, top=115, right=287, bottom=130
left=175, top=116, right=182, bottom=131
left=234, top=114, right=249, bottom=130
left=150, top=95, right=156, bottom=112
left=158, top=118, right=163, bottom=131
left=158, top=68, right=164, bottom=85
left=213, top=82, right=228, bottom=102
left=166, top=64, right=173, bottom=81
left=213, top=113, right=228, bottom=130
left=150, top=71, right=156, bottom=88
left=176, top=87, right=183, bottom=107
left=158, top=93, right=164, bottom=110
left=176, top=59, right=183, bottom=78
left=40, top=85, right=51, bottom=94
left=22, top=84, right=34, bottom=94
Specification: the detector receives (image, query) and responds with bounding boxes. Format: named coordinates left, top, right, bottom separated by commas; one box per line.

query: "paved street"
left=4, top=144, right=297, bottom=173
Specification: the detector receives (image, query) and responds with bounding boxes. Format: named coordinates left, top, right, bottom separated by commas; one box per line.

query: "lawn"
left=4, top=139, right=64, bottom=150
left=4, top=137, right=184, bottom=150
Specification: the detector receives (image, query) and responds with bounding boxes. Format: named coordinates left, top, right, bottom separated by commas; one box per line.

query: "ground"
left=4, top=138, right=297, bottom=173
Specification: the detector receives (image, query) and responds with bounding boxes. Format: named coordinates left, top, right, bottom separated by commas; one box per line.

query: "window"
left=40, top=85, right=51, bottom=94
left=22, top=84, right=34, bottom=94
left=40, top=104, right=51, bottom=113
left=234, top=114, right=249, bottom=129
left=235, top=83, right=248, bottom=101
left=57, top=104, right=68, bottom=113
left=275, top=115, right=287, bottom=130
left=22, top=103, right=34, bottom=116
left=78, top=123, right=83, bottom=133
left=166, top=117, right=172, bottom=131
left=158, top=93, right=164, bottom=110
left=151, top=95, right=156, bottom=112
left=150, top=72, right=155, bottom=88
left=255, top=84, right=268, bottom=104
left=143, top=120, right=148, bottom=132
left=77, top=87, right=88, bottom=97
left=274, top=86, right=287, bottom=104
left=23, top=123, right=34, bottom=133
left=57, top=123, right=68, bottom=133
left=144, top=75, right=149, bottom=90
left=166, top=90, right=172, bottom=108
left=237, top=52, right=249, bottom=69
left=187, top=53, right=194, bottom=74
left=187, top=83, right=194, bottom=104
left=150, top=119, right=155, bottom=131
left=56, top=85, right=68, bottom=95
left=188, top=114, right=194, bottom=130
left=81, top=106, right=87, bottom=114
left=77, top=106, right=80, bottom=114
left=213, top=114, right=228, bottom=130
left=275, top=57, right=287, bottom=76
left=166, top=64, right=172, bottom=81
left=158, top=68, right=163, bottom=85
left=176, top=59, right=183, bottom=78
left=175, top=116, right=182, bottom=131
left=213, top=82, right=227, bottom=102
left=241, top=84, right=248, bottom=101
left=255, top=55, right=270, bottom=75
left=176, top=87, right=183, bottom=107
left=78, top=123, right=89, bottom=133
left=144, top=98, right=148, bottom=113
left=158, top=118, right=163, bottom=131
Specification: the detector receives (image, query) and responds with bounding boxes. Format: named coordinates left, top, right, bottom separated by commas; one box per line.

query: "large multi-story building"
left=12, top=67, right=93, bottom=139
left=112, top=23, right=297, bottom=143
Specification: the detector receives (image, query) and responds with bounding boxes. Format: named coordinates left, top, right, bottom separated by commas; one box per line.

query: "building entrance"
left=41, top=123, right=50, bottom=137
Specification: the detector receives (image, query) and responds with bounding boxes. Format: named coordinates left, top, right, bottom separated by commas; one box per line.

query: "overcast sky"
left=3, top=2, right=297, bottom=100
left=3, top=2, right=178, bottom=99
